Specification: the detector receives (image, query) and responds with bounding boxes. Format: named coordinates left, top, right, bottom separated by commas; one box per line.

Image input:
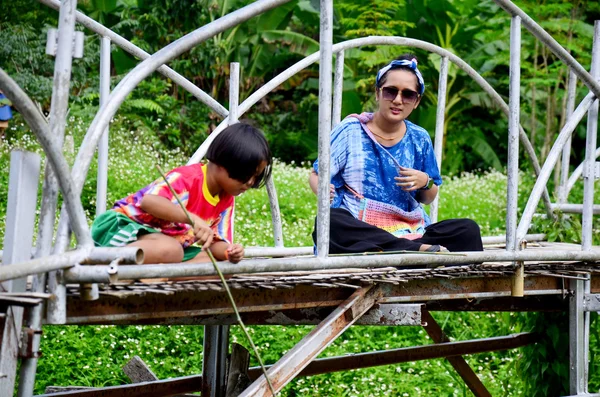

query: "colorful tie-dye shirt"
left=313, top=113, right=442, bottom=226
left=112, top=163, right=234, bottom=247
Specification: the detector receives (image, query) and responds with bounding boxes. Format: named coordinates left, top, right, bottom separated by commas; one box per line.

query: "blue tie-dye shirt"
left=313, top=113, right=442, bottom=226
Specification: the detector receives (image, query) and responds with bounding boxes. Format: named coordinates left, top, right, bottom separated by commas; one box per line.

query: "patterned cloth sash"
left=344, top=113, right=425, bottom=239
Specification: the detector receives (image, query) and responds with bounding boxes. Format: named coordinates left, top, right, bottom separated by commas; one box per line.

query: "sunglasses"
left=379, top=86, right=420, bottom=104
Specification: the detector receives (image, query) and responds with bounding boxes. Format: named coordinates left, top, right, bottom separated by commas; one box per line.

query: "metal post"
left=332, top=49, right=345, bottom=128
left=315, top=0, right=333, bottom=258
left=199, top=62, right=243, bottom=397
left=576, top=21, right=600, bottom=395
left=559, top=69, right=577, bottom=203
left=46, top=0, right=79, bottom=326
left=570, top=278, right=586, bottom=394
left=582, top=21, right=599, bottom=252
left=96, top=36, right=111, bottom=215
left=0, top=151, right=41, bottom=397
left=202, top=325, right=230, bottom=397
left=430, top=56, right=448, bottom=223
left=506, top=15, right=521, bottom=253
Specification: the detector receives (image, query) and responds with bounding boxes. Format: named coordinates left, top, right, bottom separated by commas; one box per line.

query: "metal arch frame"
left=0, top=70, right=91, bottom=248
left=189, top=35, right=559, bottom=219
left=44, top=0, right=294, bottom=257
left=38, top=0, right=229, bottom=119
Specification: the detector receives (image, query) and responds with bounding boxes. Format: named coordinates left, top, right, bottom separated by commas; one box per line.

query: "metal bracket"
left=45, top=29, right=84, bottom=58
left=19, top=327, right=43, bottom=359
left=107, top=258, right=121, bottom=284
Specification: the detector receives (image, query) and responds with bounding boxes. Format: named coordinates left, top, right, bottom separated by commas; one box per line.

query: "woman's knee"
left=459, top=218, right=481, bottom=236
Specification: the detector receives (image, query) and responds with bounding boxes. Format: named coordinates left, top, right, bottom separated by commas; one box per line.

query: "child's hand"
left=191, top=215, right=214, bottom=249
left=225, top=244, right=244, bottom=263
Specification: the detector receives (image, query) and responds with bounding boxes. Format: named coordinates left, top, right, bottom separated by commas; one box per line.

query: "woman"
left=309, top=54, right=483, bottom=254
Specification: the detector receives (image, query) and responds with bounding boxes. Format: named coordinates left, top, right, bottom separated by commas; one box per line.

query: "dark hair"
left=206, top=122, right=273, bottom=188
left=376, top=53, right=423, bottom=92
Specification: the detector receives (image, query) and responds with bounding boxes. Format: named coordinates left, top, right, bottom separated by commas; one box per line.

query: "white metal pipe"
left=332, top=50, right=345, bottom=128
left=266, top=177, right=284, bottom=247
left=516, top=93, right=596, bottom=245
left=228, top=62, right=239, bottom=124
left=96, top=36, right=111, bottom=215
left=550, top=204, right=600, bottom=215
left=582, top=22, right=600, bottom=252
left=64, top=249, right=600, bottom=283
left=430, top=56, right=448, bottom=223
left=242, top=234, right=547, bottom=258
left=0, top=247, right=142, bottom=283
left=316, top=0, right=333, bottom=258
left=559, top=70, right=577, bottom=203
left=567, top=147, right=600, bottom=195
left=37, top=0, right=228, bottom=118
left=506, top=16, right=521, bottom=252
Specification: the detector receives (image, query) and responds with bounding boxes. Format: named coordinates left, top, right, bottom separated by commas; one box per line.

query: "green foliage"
left=516, top=312, right=569, bottom=397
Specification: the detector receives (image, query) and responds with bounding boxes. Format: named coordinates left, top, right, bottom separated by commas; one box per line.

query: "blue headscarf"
left=375, top=58, right=425, bottom=95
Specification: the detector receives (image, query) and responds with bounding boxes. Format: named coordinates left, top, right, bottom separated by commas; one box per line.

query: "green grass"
left=1, top=116, right=598, bottom=395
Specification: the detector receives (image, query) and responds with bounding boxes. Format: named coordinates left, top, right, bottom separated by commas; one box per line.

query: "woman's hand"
left=395, top=166, right=428, bottom=192
left=190, top=214, right=214, bottom=249
left=225, top=244, right=245, bottom=263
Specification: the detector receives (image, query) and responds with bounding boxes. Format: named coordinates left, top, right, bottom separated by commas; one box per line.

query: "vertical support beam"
left=96, top=36, right=111, bottom=215
left=506, top=15, right=521, bottom=253
left=0, top=151, right=41, bottom=396
left=201, top=63, right=240, bottom=397
left=582, top=22, right=600, bottom=252
left=507, top=16, right=523, bottom=299
left=240, top=286, right=380, bottom=396
left=571, top=20, right=600, bottom=396
left=332, top=49, right=345, bottom=128
left=570, top=278, right=586, bottom=395
left=202, top=325, right=230, bottom=397
left=46, top=0, right=79, bottom=326
left=266, top=178, right=284, bottom=248
left=228, top=62, right=239, bottom=125
left=421, top=310, right=491, bottom=397
left=315, top=0, right=333, bottom=258
left=430, top=56, right=448, bottom=224
left=558, top=69, right=577, bottom=204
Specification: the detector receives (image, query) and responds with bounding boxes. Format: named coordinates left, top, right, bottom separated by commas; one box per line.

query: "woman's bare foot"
left=419, top=244, right=449, bottom=252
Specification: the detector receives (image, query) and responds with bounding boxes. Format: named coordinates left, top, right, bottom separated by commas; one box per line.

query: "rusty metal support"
left=422, top=310, right=492, bottom=397
left=246, top=332, right=537, bottom=379
left=239, top=286, right=381, bottom=396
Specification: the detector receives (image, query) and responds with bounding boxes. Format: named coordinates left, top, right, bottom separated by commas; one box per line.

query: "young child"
left=91, top=123, right=272, bottom=264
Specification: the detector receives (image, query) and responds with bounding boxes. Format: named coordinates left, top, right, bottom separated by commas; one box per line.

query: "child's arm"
left=209, top=241, right=244, bottom=263
left=140, top=194, right=214, bottom=248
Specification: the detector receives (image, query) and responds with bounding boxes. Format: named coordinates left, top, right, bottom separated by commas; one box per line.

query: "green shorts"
left=91, top=210, right=202, bottom=262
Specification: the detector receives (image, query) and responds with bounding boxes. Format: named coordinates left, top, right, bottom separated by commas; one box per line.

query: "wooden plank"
left=37, top=375, right=202, bottom=397
left=123, top=356, right=158, bottom=383
left=226, top=343, right=251, bottom=397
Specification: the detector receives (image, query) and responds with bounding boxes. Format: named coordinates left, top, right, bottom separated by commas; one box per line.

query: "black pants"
left=312, top=208, right=483, bottom=254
